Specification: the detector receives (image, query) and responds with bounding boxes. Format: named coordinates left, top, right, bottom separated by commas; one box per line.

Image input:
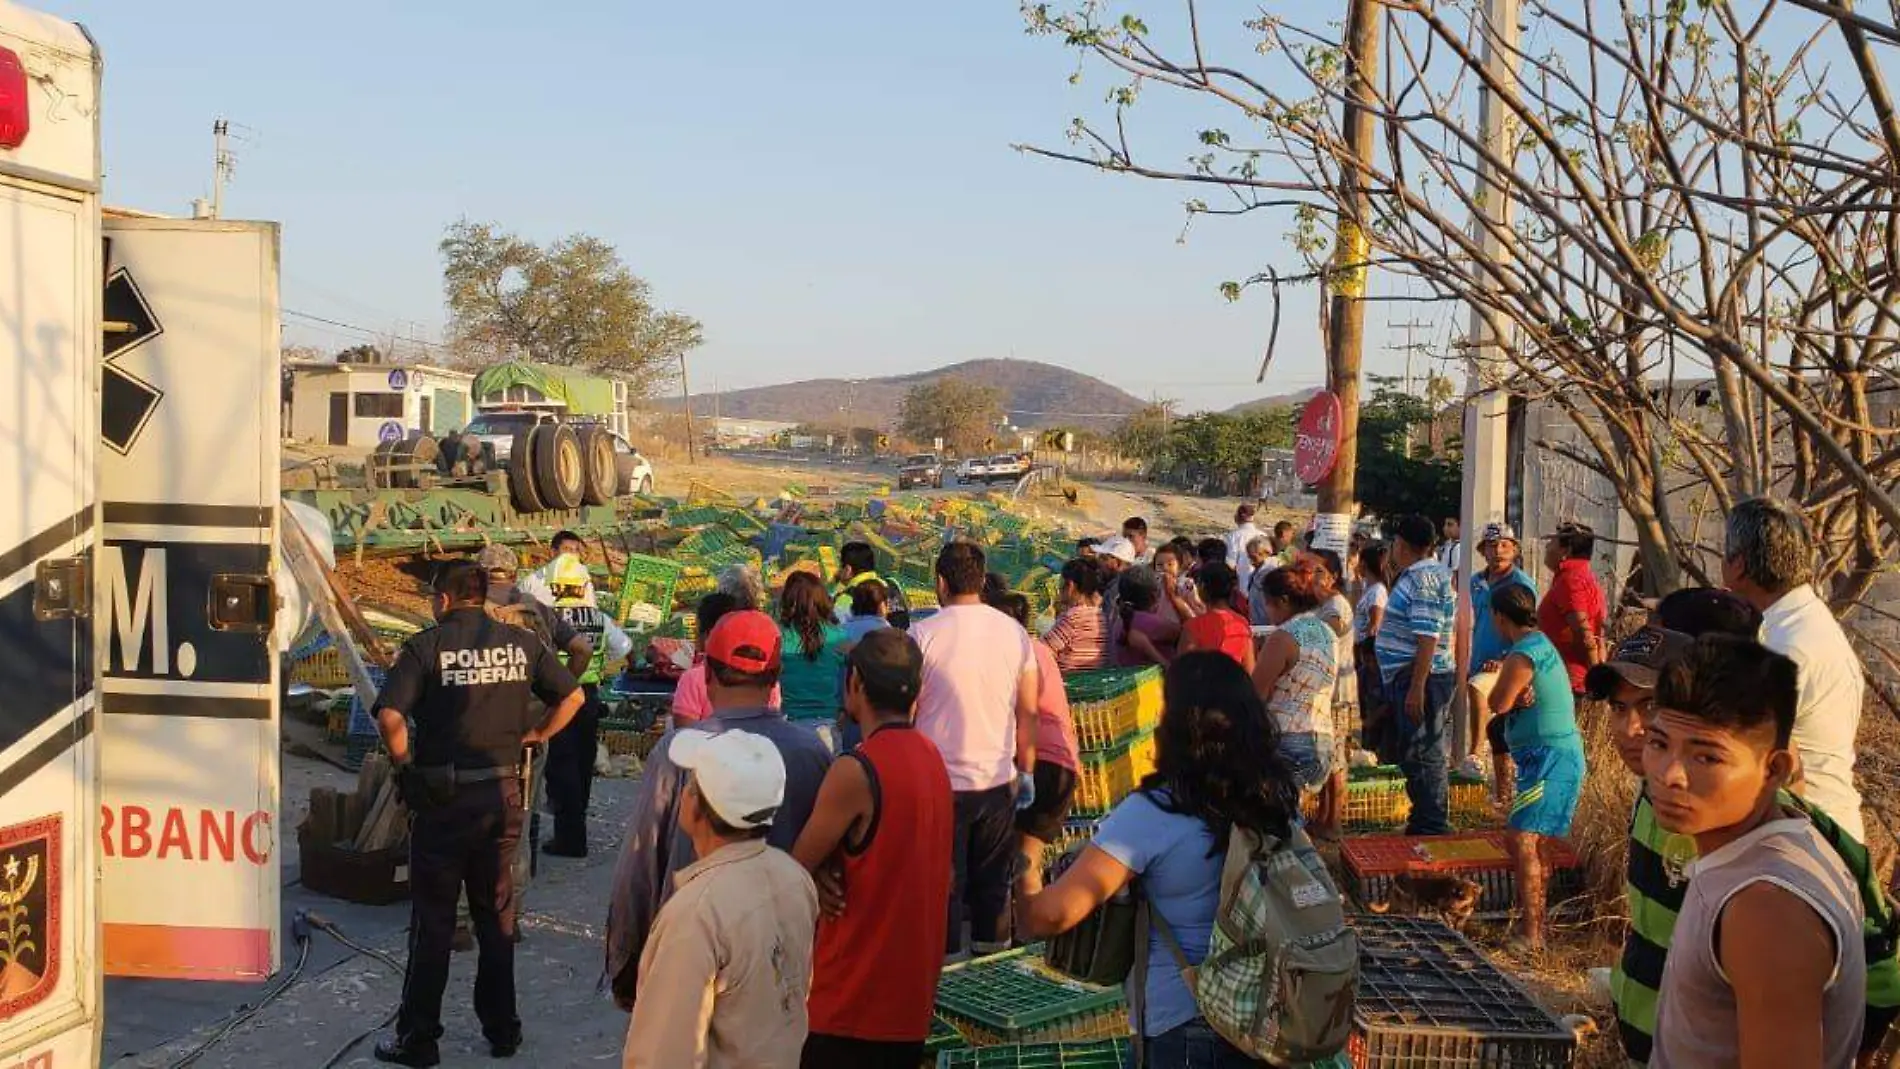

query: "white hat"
left=1095, top=536, right=1138, bottom=564
left=669, top=730, right=785, bottom=830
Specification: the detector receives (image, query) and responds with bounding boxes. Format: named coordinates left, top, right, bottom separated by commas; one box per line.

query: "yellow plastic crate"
left=1037, top=818, right=1099, bottom=875
left=1069, top=693, right=1144, bottom=753
left=1450, top=779, right=1493, bottom=825
left=1073, top=732, right=1156, bottom=817
left=291, top=646, right=349, bottom=688
left=1301, top=776, right=1413, bottom=827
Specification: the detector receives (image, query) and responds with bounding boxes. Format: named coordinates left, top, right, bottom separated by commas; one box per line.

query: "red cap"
left=703, top=610, right=782, bottom=674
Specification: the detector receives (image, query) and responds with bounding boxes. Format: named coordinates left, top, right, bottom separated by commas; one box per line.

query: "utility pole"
left=1451, top=0, right=1521, bottom=761
left=1318, top=0, right=1382, bottom=516
left=678, top=352, right=697, bottom=462
left=1459, top=0, right=1519, bottom=536
left=211, top=118, right=233, bottom=219
left=1388, top=318, right=1435, bottom=453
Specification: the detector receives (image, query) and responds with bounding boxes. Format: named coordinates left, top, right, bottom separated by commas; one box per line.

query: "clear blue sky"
left=46, top=1, right=1446, bottom=413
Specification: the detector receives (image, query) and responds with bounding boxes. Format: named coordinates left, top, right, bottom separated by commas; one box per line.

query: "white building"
left=287, top=363, right=475, bottom=447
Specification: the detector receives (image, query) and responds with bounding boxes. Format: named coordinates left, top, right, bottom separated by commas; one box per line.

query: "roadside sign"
left=386, top=368, right=408, bottom=391
left=378, top=421, right=404, bottom=443
left=933, top=437, right=943, bottom=452
left=1310, top=512, right=1352, bottom=554
left=1294, top=392, right=1342, bottom=485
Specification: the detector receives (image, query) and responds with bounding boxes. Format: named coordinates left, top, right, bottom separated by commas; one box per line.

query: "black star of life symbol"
left=102, top=268, right=163, bottom=455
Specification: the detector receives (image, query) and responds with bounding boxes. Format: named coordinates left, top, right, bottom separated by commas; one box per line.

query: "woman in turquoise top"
left=1485, top=582, right=1585, bottom=952
left=776, top=571, right=850, bottom=741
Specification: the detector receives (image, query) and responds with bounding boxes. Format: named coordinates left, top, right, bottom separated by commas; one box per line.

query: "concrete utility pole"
left=1318, top=0, right=1383, bottom=515
left=1459, top=0, right=1519, bottom=538
left=678, top=352, right=697, bottom=462
left=1451, top=0, right=1521, bottom=761
left=1388, top=319, right=1435, bottom=453
left=211, top=118, right=232, bottom=219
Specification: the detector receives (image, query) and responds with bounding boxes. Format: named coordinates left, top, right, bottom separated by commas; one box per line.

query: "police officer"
left=474, top=544, right=594, bottom=931
left=543, top=554, right=630, bottom=858
left=373, top=561, right=585, bottom=1067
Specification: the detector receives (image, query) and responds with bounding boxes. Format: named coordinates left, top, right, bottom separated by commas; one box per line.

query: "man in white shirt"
left=1722, top=497, right=1866, bottom=842
left=1223, top=504, right=1265, bottom=592
left=910, top=541, right=1038, bottom=958
left=1436, top=516, right=1463, bottom=577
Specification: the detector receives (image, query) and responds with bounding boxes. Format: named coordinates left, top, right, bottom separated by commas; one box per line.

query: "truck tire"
left=372, top=433, right=440, bottom=489
left=509, top=429, right=547, bottom=513
left=534, top=423, right=587, bottom=511
left=578, top=425, right=617, bottom=506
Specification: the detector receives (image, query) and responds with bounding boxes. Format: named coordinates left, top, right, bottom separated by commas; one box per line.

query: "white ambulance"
left=0, top=4, right=282, bottom=1064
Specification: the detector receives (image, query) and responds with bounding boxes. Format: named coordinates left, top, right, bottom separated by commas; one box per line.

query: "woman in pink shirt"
left=996, top=591, right=1079, bottom=880
left=672, top=592, right=781, bottom=723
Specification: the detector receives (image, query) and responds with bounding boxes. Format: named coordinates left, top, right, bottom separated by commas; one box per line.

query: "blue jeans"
left=1384, top=664, right=1455, bottom=835
left=1144, top=1019, right=1256, bottom=1068
left=1279, top=731, right=1332, bottom=793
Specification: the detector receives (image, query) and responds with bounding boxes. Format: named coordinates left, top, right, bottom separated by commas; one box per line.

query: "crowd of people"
left=364, top=495, right=1887, bottom=1068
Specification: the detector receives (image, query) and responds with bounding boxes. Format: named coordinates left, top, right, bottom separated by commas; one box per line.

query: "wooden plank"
left=306, top=787, right=337, bottom=843
left=282, top=516, right=392, bottom=713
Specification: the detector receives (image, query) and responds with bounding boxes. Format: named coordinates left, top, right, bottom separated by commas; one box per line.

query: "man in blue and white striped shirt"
left=1375, top=514, right=1459, bottom=835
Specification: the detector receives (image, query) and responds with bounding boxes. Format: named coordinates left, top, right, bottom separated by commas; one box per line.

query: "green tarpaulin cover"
left=471, top=361, right=615, bottom=416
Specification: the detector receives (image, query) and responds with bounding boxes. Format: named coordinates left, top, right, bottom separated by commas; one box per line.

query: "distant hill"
left=1223, top=386, right=1320, bottom=415
left=681, top=359, right=1149, bottom=431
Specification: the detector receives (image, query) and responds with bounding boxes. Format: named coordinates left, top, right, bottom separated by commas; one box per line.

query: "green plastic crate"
left=1062, top=667, right=1160, bottom=704
left=926, top=1015, right=969, bottom=1055
left=615, top=553, right=683, bottom=628
left=936, top=1040, right=1131, bottom=1068
left=935, top=946, right=1126, bottom=1046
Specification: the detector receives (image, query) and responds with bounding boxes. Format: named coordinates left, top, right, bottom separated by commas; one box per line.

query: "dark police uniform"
left=548, top=596, right=608, bottom=855
left=376, top=607, right=578, bottom=1057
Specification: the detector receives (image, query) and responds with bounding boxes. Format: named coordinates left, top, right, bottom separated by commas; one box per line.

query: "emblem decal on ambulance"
left=102, top=267, right=164, bottom=456
left=0, top=815, right=60, bottom=1019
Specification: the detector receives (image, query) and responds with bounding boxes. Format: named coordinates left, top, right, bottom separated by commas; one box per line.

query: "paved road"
left=107, top=756, right=640, bottom=1068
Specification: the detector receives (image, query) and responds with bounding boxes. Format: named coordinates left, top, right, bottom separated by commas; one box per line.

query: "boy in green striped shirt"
left=1593, top=618, right=1899, bottom=1066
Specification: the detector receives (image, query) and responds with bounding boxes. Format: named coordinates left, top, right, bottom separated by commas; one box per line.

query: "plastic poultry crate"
left=1068, top=694, right=1146, bottom=754
left=1037, top=818, right=1100, bottom=876
left=926, top=1015, right=969, bottom=1056
left=935, top=1040, right=1132, bottom=1068
left=615, top=553, right=684, bottom=627
left=1348, top=914, right=1577, bottom=1067
left=1341, top=831, right=1583, bottom=917
left=935, top=946, right=1127, bottom=1047
left=1071, top=732, right=1156, bottom=817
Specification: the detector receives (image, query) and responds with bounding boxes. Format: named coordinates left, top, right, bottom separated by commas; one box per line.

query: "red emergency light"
left=0, top=47, right=30, bottom=149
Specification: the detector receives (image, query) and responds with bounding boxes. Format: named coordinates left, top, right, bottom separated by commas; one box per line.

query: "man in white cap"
left=622, top=730, right=818, bottom=1069
left=1092, top=535, right=1138, bottom=634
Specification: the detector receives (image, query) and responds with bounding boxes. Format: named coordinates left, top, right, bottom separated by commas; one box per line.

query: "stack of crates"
left=1063, top=668, right=1163, bottom=817
left=934, top=1040, right=1132, bottom=1068
left=935, top=947, right=1127, bottom=1048
left=289, top=634, right=350, bottom=689
left=1448, top=767, right=1492, bottom=826
left=1301, top=765, right=1412, bottom=828
left=1340, top=830, right=1584, bottom=918
left=1349, top=914, right=1577, bottom=1066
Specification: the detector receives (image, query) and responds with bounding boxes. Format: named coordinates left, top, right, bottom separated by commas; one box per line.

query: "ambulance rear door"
left=97, top=217, right=282, bottom=981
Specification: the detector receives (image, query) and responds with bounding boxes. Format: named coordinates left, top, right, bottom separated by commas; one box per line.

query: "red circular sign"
left=1294, top=391, right=1343, bottom=484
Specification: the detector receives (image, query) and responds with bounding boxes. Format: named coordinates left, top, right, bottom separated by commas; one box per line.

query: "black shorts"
left=1014, top=761, right=1078, bottom=842
left=801, top=1033, right=925, bottom=1069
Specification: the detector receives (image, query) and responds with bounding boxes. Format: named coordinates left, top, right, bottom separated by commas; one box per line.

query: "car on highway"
left=955, top=457, right=990, bottom=485
left=899, top=452, right=945, bottom=489
left=610, top=431, right=656, bottom=495
left=985, top=453, right=1030, bottom=484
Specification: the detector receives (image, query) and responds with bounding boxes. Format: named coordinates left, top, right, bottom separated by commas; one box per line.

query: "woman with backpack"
left=1015, top=652, right=1354, bottom=1067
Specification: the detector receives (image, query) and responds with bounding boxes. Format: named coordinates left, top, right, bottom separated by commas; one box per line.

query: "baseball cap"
left=1095, top=536, right=1138, bottom=564
left=848, top=628, right=924, bottom=707
left=1479, top=522, right=1518, bottom=546
left=670, top=729, right=785, bottom=830
left=476, top=544, right=518, bottom=574
left=703, top=609, right=783, bottom=674
left=1585, top=627, right=1694, bottom=698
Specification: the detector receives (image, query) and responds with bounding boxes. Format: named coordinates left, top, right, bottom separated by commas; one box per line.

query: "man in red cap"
left=604, top=610, right=834, bottom=1012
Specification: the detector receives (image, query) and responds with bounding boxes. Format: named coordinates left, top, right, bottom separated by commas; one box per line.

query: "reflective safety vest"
left=555, top=599, right=609, bottom=685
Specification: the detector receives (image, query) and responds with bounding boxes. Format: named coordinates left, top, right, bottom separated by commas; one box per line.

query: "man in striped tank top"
left=1644, top=635, right=1865, bottom=1068
left=793, top=630, right=954, bottom=1069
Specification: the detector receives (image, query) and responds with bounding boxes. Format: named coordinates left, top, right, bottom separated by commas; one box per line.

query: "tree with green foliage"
left=898, top=377, right=1006, bottom=455
left=1355, top=376, right=1460, bottom=526
left=1117, top=406, right=1294, bottom=494
left=440, top=219, right=702, bottom=396
left=1112, top=403, right=1175, bottom=469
